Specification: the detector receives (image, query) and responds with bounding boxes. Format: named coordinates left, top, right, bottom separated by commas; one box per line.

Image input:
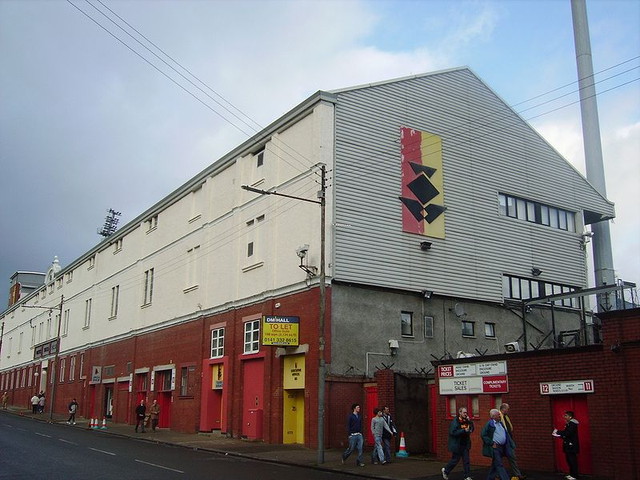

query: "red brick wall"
left=434, top=308, right=640, bottom=479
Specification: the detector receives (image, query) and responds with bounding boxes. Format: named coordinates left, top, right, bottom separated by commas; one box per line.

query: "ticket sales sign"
left=438, top=361, right=508, bottom=395
left=262, top=316, right=300, bottom=346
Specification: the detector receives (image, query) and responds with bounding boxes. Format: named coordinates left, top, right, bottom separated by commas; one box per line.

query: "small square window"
left=462, top=321, right=475, bottom=337
left=484, top=322, right=496, bottom=338
left=401, top=311, right=413, bottom=337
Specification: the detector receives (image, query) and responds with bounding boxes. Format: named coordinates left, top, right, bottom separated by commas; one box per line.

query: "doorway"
left=550, top=395, right=592, bottom=475
left=283, top=390, right=304, bottom=444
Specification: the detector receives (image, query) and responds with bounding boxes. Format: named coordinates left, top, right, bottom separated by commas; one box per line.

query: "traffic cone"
left=396, top=431, right=409, bottom=457
left=92, top=418, right=98, bottom=429
left=101, top=418, right=107, bottom=429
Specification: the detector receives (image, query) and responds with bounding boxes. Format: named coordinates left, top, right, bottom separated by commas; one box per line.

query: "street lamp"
left=242, top=164, right=327, bottom=464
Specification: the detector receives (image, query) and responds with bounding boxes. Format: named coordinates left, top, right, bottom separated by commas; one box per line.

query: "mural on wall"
left=399, top=127, right=446, bottom=238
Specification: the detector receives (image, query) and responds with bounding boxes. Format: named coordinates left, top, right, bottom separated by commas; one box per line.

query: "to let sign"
left=262, top=316, right=300, bottom=346
left=539, top=380, right=594, bottom=395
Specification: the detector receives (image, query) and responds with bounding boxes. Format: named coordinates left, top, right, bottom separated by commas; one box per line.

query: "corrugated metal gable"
left=332, top=68, right=610, bottom=302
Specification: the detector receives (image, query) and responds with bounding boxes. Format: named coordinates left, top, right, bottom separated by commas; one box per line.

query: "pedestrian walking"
left=149, top=399, right=160, bottom=431
left=553, top=410, right=580, bottom=480
left=381, top=406, right=398, bottom=463
left=442, top=407, right=474, bottom=480
left=500, top=403, right=526, bottom=479
left=135, top=400, right=146, bottom=433
left=67, top=398, right=78, bottom=424
left=1, top=391, right=8, bottom=409
left=371, top=407, right=392, bottom=464
left=38, top=392, right=45, bottom=413
left=30, top=393, right=39, bottom=414
left=341, top=403, right=365, bottom=467
left=481, top=408, right=512, bottom=480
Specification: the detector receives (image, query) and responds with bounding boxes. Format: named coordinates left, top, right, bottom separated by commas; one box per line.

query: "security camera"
left=296, top=244, right=309, bottom=259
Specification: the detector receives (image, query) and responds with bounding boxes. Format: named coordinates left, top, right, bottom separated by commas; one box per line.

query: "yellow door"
left=283, top=390, right=304, bottom=444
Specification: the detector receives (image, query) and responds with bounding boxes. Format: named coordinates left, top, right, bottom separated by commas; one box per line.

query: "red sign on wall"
left=482, top=375, right=508, bottom=393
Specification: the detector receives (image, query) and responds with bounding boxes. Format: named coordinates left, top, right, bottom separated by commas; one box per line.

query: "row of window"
left=502, top=274, right=578, bottom=308
left=0, top=353, right=84, bottom=391
left=447, top=395, right=505, bottom=419
left=498, top=193, right=576, bottom=232
left=401, top=312, right=496, bottom=339
left=210, top=319, right=261, bottom=359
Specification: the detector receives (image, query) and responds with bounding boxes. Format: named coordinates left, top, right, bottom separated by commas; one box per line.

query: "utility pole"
left=242, top=164, right=327, bottom=464
left=49, top=295, right=64, bottom=422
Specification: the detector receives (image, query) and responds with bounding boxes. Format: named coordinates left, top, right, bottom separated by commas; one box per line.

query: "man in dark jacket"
left=553, top=410, right=580, bottom=480
left=134, top=400, right=146, bottom=433
left=442, top=407, right=474, bottom=480
left=481, top=409, right=512, bottom=480
left=381, top=405, right=398, bottom=463
left=341, top=403, right=365, bottom=467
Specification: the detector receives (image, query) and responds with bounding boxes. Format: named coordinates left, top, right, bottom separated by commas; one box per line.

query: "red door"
left=158, top=391, right=171, bottom=428
left=428, top=383, right=438, bottom=454
left=364, top=385, right=378, bottom=447
left=242, top=359, right=264, bottom=439
left=551, top=395, right=592, bottom=475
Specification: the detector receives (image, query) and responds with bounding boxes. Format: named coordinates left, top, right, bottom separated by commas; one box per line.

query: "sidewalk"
left=2, top=406, right=594, bottom=480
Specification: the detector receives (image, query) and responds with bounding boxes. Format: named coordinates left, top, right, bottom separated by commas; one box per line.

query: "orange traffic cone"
left=396, top=431, right=409, bottom=457
left=101, top=418, right=107, bottom=429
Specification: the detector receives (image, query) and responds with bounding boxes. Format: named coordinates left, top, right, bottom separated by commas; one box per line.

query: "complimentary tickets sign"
left=262, top=316, right=300, bottom=346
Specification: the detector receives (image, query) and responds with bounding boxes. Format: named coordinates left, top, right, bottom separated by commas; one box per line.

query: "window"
left=62, top=309, right=70, bottom=336
left=462, top=321, right=475, bottom=337
left=180, top=367, right=189, bottom=396
left=84, top=299, right=92, bottom=329
left=244, top=320, right=260, bottom=354
left=69, top=356, right=76, bottom=382
left=110, top=285, right=119, bottom=318
left=424, top=316, right=434, bottom=338
left=56, top=278, right=63, bottom=289
left=247, top=242, right=254, bottom=257
left=180, top=366, right=196, bottom=397
left=502, top=274, right=577, bottom=307
left=484, top=322, right=496, bottom=338
left=471, top=396, right=480, bottom=418
left=448, top=397, right=456, bottom=418
left=66, top=271, right=73, bottom=283
left=211, top=328, right=224, bottom=358
left=114, top=239, right=123, bottom=253
left=498, top=193, right=575, bottom=232
left=401, top=311, right=414, bottom=337
left=88, top=255, right=96, bottom=269
left=186, top=246, right=200, bottom=288
left=256, top=149, right=264, bottom=167
left=143, top=268, right=154, bottom=306
left=146, top=215, right=158, bottom=232
left=59, top=359, right=66, bottom=383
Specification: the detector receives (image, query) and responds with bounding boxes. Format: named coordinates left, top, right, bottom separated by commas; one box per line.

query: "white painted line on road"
left=35, top=432, right=51, bottom=438
left=135, top=459, right=184, bottom=474
left=89, top=447, right=116, bottom=456
left=59, top=438, right=77, bottom=445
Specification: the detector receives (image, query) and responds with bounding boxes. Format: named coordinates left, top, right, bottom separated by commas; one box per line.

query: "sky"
left=1, top=0, right=638, bottom=308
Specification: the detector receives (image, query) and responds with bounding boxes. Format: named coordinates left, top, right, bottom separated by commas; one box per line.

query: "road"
left=0, top=415, right=360, bottom=480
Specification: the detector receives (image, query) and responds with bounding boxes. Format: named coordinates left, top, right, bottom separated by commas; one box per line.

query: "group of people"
left=29, top=392, right=46, bottom=414
left=341, top=403, right=398, bottom=467
left=339, top=401, right=580, bottom=480
left=134, top=399, right=161, bottom=433
left=443, top=403, right=580, bottom=480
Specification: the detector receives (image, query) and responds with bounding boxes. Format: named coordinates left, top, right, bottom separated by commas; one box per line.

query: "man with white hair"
left=481, top=409, right=512, bottom=480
